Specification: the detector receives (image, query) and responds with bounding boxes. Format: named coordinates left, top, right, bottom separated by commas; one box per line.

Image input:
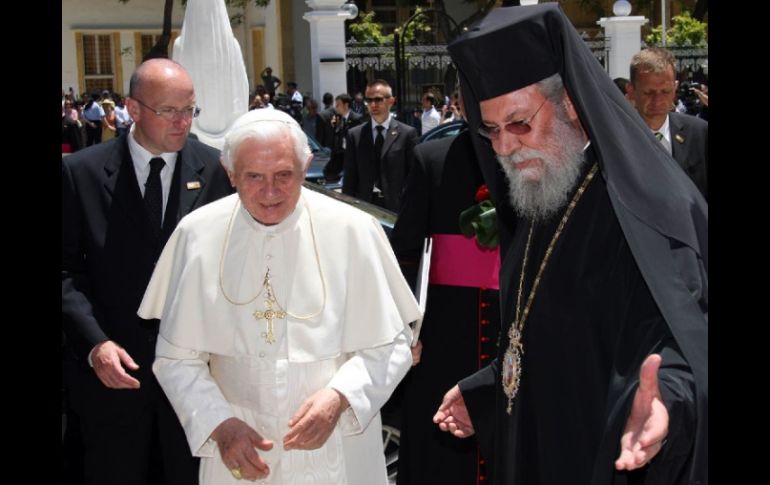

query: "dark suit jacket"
left=669, top=112, right=708, bottom=199
left=342, top=118, right=418, bottom=212
left=314, top=109, right=335, bottom=149
left=323, top=111, right=364, bottom=179
left=62, top=135, right=233, bottom=369
left=332, top=111, right=364, bottom=153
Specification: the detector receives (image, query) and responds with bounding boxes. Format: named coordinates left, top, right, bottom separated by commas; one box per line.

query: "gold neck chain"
left=503, top=162, right=598, bottom=413
left=218, top=196, right=327, bottom=323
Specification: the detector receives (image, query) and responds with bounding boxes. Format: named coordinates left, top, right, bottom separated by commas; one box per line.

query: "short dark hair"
left=287, top=82, right=298, bottom=89
left=322, top=92, right=334, bottom=105
left=613, top=77, right=630, bottom=95
left=335, top=93, right=352, bottom=106
left=366, top=79, right=392, bottom=95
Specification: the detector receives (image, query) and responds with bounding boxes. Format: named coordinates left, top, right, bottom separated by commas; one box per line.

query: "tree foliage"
left=348, top=7, right=431, bottom=45
left=645, top=11, right=707, bottom=46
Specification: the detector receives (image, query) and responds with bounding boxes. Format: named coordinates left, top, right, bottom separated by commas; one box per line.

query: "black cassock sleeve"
left=458, top=362, right=498, bottom=473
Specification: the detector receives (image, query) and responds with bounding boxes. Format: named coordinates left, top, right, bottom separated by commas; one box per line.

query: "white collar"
left=372, top=114, right=393, bottom=132
left=652, top=115, right=671, bottom=143
left=127, top=127, right=178, bottom=169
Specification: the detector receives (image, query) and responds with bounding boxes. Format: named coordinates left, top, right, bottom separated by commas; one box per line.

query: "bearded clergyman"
left=433, top=5, right=707, bottom=485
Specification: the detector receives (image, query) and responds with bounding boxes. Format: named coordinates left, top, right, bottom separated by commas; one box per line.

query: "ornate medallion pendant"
left=502, top=326, right=524, bottom=415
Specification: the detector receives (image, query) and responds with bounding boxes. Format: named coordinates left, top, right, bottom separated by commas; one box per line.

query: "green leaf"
left=459, top=202, right=498, bottom=248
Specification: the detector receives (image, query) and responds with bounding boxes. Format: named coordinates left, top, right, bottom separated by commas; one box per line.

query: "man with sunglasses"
left=63, top=58, right=233, bottom=485
left=433, top=5, right=707, bottom=485
left=342, top=79, right=418, bottom=212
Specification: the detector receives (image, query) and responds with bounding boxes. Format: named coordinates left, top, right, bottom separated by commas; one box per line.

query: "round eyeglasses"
left=478, top=99, right=547, bottom=141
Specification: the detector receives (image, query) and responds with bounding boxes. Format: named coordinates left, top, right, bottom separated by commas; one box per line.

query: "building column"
left=597, top=15, right=648, bottom=80
left=303, top=1, right=350, bottom=101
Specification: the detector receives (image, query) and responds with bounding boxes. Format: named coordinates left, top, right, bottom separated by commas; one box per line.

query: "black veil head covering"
left=449, top=5, right=707, bottom=484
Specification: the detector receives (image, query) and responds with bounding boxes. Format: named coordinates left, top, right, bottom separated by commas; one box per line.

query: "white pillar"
left=303, top=1, right=350, bottom=102
left=597, top=15, right=648, bottom=80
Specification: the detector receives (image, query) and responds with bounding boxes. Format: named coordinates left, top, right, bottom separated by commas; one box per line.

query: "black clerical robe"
left=391, top=130, right=501, bottom=485
left=460, top=155, right=696, bottom=485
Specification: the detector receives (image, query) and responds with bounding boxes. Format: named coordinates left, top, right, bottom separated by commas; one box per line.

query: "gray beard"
left=497, top=116, right=587, bottom=221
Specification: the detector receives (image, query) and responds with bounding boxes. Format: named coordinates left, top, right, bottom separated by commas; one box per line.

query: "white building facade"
left=62, top=0, right=298, bottom=97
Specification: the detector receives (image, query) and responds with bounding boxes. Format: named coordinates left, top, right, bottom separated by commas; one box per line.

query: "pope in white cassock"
left=138, top=108, right=420, bottom=484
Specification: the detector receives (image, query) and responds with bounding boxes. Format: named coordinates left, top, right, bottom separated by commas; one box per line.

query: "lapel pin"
left=675, top=134, right=685, bottom=144
left=186, top=181, right=202, bottom=190
left=391, top=131, right=397, bottom=137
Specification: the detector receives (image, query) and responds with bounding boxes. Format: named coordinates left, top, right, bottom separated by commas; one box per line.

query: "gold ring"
left=231, top=467, right=242, bottom=480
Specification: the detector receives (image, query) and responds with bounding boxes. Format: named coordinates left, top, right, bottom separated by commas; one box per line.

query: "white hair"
left=496, top=88, right=587, bottom=221
left=221, top=109, right=311, bottom=172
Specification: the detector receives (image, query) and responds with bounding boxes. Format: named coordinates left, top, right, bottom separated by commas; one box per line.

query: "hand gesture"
left=283, top=388, right=348, bottom=450
left=433, top=385, right=474, bottom=438
left=212, top=417, right=274, bottom=481
left=615, top=354, right=669, bottom=471
left=91, top=340, right=140, bottom=389
left=692, top=86, right=708, bottom=107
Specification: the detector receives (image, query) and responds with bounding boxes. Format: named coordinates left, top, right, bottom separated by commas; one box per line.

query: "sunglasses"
left=364, top=95, right=392, bottom=104
left=478, top=99, right=547, bottom=141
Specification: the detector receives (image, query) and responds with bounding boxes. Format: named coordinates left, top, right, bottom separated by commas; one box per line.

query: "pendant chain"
left=503, top=163, right=598, bottom=413
left=218, top=196, right=327, bottom=320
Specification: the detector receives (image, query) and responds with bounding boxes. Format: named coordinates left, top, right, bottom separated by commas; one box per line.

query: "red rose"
left=475, top=184, right=490, bottom=203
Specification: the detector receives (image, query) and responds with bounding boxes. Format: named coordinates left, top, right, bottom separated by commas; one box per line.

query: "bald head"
left=129, top=59, right=193, bottom=100
left=126, top=58, right=197, bottom=155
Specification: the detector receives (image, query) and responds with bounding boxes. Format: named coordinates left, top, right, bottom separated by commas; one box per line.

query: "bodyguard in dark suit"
left=668, top=111, right=708, bottom=199
left=628, top=47, right=708, bottom=199
left=62, top=59, right=233, bottom=485
left=323, top=93, right=363, bottom=182
left=342, top=79, right=418, bottom=212
left=317, top=92, right=336, bottom=149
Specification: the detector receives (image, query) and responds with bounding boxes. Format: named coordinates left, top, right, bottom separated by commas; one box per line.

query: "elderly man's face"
left=480, top=83, right=587, bottom=220
left=228, top=137, right=308, bottom=225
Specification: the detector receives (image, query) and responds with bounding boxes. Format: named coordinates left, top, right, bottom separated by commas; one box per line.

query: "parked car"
left=302, top=181, right=396, bottom=236
left=418, top=119, right=467, bottom=144
left=304, top=133, right=343, bottom=190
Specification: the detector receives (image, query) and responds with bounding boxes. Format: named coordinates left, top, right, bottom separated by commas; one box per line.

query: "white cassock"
left=138, top=188, right=420, bottom=484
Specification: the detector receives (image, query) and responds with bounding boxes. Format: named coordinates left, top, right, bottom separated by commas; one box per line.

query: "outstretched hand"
left=615, top=354, right=669, bottom=471
left=433, top=385, right=475, bottom=438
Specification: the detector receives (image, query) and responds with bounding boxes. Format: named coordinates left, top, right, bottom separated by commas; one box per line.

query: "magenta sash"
left=429, top=234, right=500, bottom=290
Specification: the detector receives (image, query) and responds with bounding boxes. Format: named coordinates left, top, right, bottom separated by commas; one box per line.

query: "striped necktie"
left=654, top=132, right=671, bottom=154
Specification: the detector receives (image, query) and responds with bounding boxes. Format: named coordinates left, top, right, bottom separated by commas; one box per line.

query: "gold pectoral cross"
left=253, top=269, right=286, bottom=344
left=254, top=300, right=286, bottom=344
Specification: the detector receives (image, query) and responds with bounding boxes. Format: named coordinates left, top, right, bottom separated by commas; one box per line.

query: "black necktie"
left=373, top=125, right=385, bottom=189
left=145, top=157, right=165, bottom=232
